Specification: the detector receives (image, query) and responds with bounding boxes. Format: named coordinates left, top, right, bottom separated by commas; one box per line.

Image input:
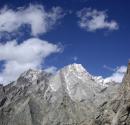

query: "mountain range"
left=0, top=62, right=130, bottom=125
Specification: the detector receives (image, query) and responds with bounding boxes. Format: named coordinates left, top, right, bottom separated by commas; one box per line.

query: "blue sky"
left=0, top=0, right=129, bottom=84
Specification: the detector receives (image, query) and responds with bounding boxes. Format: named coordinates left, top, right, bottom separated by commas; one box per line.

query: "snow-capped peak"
left=66, top=63, right=87, bottom=72
left=61, top=63, right=109, bottom=88
left=61, top=63, right=91, bottom=78
left=20, top=69, right=41, bottom=80
left=49, top=64, right=91, bottom=92
left=92, top=76, right=108, bottom=87
left=16, top=69, right=43, bottom=85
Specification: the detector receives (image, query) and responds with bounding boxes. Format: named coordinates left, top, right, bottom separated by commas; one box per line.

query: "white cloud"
left=0, top=5, right=63, bottom=36
left=104, top=66, right=127, bottom=83
left=72, top=56, right=78, bottom=61
left=77, top=8, right=119, bottom=32
left=0, top=38, right=61, bottom=84
left=44, top=66, right=57, bottom=74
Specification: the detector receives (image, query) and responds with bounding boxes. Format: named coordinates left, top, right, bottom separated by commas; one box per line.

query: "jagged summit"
left=0, top=63, right=122, bottom=125
left=17, top=68, right=42, bottom=84
left=48, top=63, right=110, bottom=102
left=59, top=63, right=91, bottom=78
left=63, top=63, right=87, bottom=72
left=61, top=63, right=91, bottom=78
left=20, top=68, right=42, bottom=77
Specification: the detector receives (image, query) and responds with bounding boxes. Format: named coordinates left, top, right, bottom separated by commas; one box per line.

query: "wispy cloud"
left=0, top=5, right=63, bottom=36
left=103, top=65, right=117, bottom=72
left=77, top=8, right=119, bottom=32
left=104, top=65, right=127, bottom=83
left=44, top=66, right=58, bottom=74
left=0, top=38, right=61, bottom=84
left=72, top=56, right=78, bottom=61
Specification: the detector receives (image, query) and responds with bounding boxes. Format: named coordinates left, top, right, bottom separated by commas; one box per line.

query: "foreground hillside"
left=0, top=63, right=129, bottom=125
left=94, top=62, right=130, bottom=125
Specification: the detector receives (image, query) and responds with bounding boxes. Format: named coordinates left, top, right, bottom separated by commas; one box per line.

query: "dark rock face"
left=0, top=63, right=127, bottom=125
left=0, top=84, right=4, bottom=97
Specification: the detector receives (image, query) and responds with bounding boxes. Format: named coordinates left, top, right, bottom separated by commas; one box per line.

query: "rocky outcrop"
left=94, top=61, right=130, bottom=125
left=0, top=63, right=124, bottom=125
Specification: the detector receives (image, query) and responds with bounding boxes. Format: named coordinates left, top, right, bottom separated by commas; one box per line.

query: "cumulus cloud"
left=104, top=66, right=127, bottom=83
left=77, top=8, right=119, bottom=32
left=0, top=5, right=63, bottom=36
left=0, top=38, right=61, bottom=84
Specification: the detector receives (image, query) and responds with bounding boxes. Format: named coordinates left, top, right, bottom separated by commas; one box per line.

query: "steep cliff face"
left=0, top=64, right=121, bottom=125
left=94, top=61, right=130, bottom=125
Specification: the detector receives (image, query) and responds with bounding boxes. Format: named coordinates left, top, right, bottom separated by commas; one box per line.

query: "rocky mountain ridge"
left=0, top=63, right=129, bottom=125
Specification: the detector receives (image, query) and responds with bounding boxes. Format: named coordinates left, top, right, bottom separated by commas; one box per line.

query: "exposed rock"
left=94, top=61, right=130, bottom=125
left=0, top=63, right=125, bottom=125
left=0, top=84, right=4, bottom=99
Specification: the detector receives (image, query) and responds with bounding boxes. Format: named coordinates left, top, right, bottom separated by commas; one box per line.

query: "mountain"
left=94, top=61, right=130, bottom=125
left=0, top=63, right=127, bottom=125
